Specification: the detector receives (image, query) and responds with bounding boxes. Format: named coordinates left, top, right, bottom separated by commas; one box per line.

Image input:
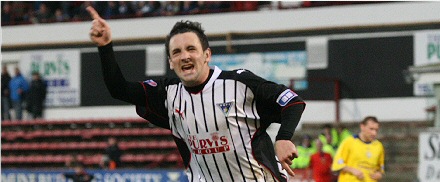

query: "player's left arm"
left=235, top=69, right=306, bottom=176
left=371, top=143, right=385, bottom=180
left=273, top=89, right=306, bottom=177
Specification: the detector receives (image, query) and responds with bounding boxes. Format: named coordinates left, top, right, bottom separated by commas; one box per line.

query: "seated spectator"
left=103, top=1, right=119, bottom=19
left=11, top=1, right=31, bottom=24
left=73, top=1, right=94, bottom=21
left=53, top=8, right=69, bottom=22
left=135, top=1, right=159, bottom=17
left=34, top=3, right=51, bottom=23
left=117, top=1, right=134, bottom=18
left=63, top=163, right=94, bottom=182
left=180, top=1, right=198, bottom=15
left=2, top=2, right=12, bottom=25
left=160, top=1, right=180, bottom=16
left=65, top=154, right=85, bottom=169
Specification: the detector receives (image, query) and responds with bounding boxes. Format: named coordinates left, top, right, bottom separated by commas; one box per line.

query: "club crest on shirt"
left=144, top=79, right=157, bottom=87
left=366, top=151, right=372, bottom=158
left=216, top=101, right=234, bottom=117
left=276, top=89, right=297, bottom=106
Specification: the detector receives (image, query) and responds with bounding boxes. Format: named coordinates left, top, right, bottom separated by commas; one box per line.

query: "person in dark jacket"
left=105, top=137, right=122, bottom=169
left=1, top=65, right=12, bottom=121
left=27, top=71, right=47, bottom=119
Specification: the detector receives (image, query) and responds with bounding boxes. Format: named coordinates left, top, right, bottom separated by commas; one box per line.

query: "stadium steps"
left=1, top=118, right=180, bottom=169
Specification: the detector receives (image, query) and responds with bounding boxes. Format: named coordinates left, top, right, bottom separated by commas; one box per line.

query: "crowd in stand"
left=1, top=1, right=265, bottom=26
left=1, top=1, right=384, bottom=26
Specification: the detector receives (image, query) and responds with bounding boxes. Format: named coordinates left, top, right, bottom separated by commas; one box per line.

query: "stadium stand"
left=1, top=118, right=182, bottom=169
left=1, top=1, right=385, bottom=26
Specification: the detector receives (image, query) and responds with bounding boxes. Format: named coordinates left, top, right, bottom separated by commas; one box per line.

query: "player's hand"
left=370, top=171, right=383, bottom=180
left=351, top=168, right=364, bottom=180
left=86, top=6, right=111, bottom=46
left=275, top=140, right=298, bottom=177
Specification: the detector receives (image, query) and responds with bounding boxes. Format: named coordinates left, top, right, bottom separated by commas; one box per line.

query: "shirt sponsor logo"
left=216, top=101, right=234, bottom=117
left=187, top=131, right=232, bottom=155
left=276, top=89, right=297, bottom=106
left=144, top=80, right=157, bottom=87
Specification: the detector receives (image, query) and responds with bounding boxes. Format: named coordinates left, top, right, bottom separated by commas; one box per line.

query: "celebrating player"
left=331, top=116, right=385, bottom=182
left=87, top=6, right=306, bottom=182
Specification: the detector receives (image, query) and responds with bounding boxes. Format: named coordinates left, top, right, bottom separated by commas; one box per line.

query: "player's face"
left=168, top=32, right=211, bottom=87
left=360, top=120, right=379, bottom=142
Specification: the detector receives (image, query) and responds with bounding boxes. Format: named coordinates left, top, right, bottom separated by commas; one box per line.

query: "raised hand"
left=86, top=6, right=111, bottom=46
left=275, top=140, right=298, bottom=177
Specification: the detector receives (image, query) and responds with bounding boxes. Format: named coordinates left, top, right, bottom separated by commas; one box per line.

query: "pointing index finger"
left=86, top=6, right=101, bottom=20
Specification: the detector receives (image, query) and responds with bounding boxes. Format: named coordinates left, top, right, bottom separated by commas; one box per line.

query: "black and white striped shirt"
left=98, top=43, right=305, bottom=182
left=137, top=67, right=304, bottom=182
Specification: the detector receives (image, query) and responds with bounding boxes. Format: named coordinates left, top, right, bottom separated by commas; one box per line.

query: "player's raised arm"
left=86, top=6, right=111, bottom=46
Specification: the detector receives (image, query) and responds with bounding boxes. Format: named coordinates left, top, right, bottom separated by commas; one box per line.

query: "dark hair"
left=165, top=20, right=209, bottom=58
left=361, top=116, right=379, bottom=125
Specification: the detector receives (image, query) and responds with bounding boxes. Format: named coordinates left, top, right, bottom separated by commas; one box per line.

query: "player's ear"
left=168, top=57, right=174, bottom=70
left=204, top=48, right=211, bottom=63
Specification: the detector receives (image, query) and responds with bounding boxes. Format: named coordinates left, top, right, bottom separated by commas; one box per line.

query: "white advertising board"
left=20, top=49, right=81, bottom=107
left=418, top=131, right=440, bottom=182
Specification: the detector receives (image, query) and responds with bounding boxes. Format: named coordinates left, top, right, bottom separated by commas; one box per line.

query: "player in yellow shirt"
left=331, top=116, right=385, bottom=182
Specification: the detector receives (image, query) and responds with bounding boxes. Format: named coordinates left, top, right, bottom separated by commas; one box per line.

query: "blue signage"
left=1, top=169, right=188, bottom=182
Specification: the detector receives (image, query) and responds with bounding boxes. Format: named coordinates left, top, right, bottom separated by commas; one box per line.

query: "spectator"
left=1, top=2, right=12, bottom=25
left=59, top=1, right=73, bottom=19
left=65, top=154, right=85, bottom=169
left=53, top=8, right=69, bottom=22
left=336, top=124, right=352, bottom=146
left=180, top=1, right=198, bottom=15
left=319, top=123, right=339, bottom=149
left=103, top=1, right=119, bottom=19
left=104, top=137, right=122, bottom=169
left=1, top=65, right=12, bottom=121
left=290, top=134, right=316, bottom=180
left=34, top=3, right=51, bottom=23
left=117, top=1, right=134, bottom=17
left=308, top=139, right=334, bottom=182
left=73, top=1, right=94, bottom=21
left=11, top=1, right=31, bottom=24
left=9, top=67, right=29, bottom=121
left=26, top=71, right=47, bottom=119
left=160, top=1, right=180, bottom=16
left=194, top=1, right=208, bottom=13
left=135, top=1, right=159, bottom=17
left=63, top=163, right=94, bottom=182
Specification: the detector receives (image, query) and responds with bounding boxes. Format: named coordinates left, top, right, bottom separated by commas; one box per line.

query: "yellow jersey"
left=331, top=135, right=385, bottom=182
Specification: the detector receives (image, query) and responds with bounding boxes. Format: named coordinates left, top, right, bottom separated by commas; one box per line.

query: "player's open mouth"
left=182, top=65, right=194, bottom=71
